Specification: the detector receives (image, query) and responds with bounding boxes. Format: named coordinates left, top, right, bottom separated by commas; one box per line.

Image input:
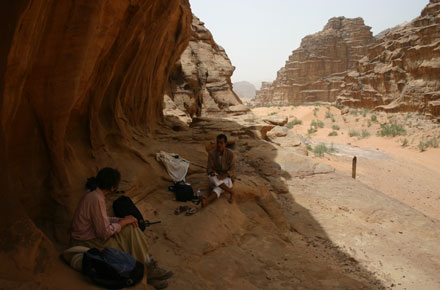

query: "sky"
left=189, top=0, right=429, bottom=89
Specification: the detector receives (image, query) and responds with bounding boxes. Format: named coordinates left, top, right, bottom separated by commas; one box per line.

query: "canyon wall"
left=337, top=0, right=440, bottom=120
left=166, top=15, right=244, bottom=119
left=254, top=17, right=375, bottom=106
left=0, top=0, right=192, bottom=283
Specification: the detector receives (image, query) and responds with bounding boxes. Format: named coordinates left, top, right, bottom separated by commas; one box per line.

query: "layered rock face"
left=337, top=0, right=440, bottom=120
left=166, top=15, right=244, bottom=118
left=254, top=17, right=375, bottom=106
left=0, top=0, right=191, bottom=283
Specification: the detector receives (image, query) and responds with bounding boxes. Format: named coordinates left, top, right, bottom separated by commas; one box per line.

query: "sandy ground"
left=253, top=105, right=440, bottom=221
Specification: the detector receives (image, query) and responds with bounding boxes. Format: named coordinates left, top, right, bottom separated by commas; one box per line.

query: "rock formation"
left=337, top=0, right=440, bottom=120
left=254, top=17, right=375, bottom=106
left=166, top=15, right=245, bottom=119
left=233, top=81, right=257, bottom=101
left=0, top=0, right=192, bottom=284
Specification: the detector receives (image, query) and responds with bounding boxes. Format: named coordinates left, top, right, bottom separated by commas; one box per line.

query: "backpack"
left=82, top=247, right=144, bottom=289
left=169, top=181, right=195, bottom=202
left=113, top=196, right=146, bottom=231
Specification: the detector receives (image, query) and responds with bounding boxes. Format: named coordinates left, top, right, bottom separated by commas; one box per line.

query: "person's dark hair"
left=85, top=167, right=121, bottom=191
left=216, top=134, right=227, bottom=143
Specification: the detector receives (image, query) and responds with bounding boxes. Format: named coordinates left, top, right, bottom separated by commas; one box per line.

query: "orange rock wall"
left=0, top=0, right=191, bottom=281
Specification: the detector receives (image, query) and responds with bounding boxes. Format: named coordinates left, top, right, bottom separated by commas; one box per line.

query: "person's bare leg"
left=219, top=184, right=234, bottom=203
left=201, top=192, right=217, bottom=207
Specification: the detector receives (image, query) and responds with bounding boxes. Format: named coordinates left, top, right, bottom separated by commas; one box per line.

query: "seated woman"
left=70, top=167, right=172, bottom=289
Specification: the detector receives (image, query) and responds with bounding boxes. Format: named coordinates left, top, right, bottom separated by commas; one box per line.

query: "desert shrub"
left=371, top=115, right=378, bottom=122
left=306, top=144, right=313, bottom=151
left=401, top=138, right=408, bottom=147
left=269, top=112, right=277, bottom=116
left=349, top=129, right=360, bottom=137
left=325, top=111, right=334, bottom=119
left=426, top=137, right=439, bottom=148
left=308, top=127, right=317, bottom=134
left=343, top=117, right=347, bottom=122
left=405, top=112, right=413, bottom=120
left=355, top=118, right=359, bottom=122
left=350, top=109, right=358, bottom=116
left=313, top=107, right=319, bottom=117
left=286, top=119, right=302, bottom=128
left=367, top=120, right=372, bottom=127
left=311, top=120, right=324, bottom=128
left=328, top=131, right=338, bottom=136
left=312, top=143, right=336, bottom=157
left=331, top=117, right=336, bottom=122
left=362, top=109, right=369, bottom=117
left=379, top=122, right=406, bottom=137
left=332, top=125, right=340, bottom=130
left=418, top=141, right=427, bottom=152
left=361, top=129, right=370, bottom=138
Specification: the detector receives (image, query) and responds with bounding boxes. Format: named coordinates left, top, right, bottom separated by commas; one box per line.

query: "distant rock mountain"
left=254, top=17, right=375, bottom=106
left=233, top=81, right=256, bottom=100
left=337, top=0, right=440, bottom=120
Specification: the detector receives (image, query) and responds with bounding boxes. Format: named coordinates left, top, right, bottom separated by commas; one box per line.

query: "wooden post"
left=352, top=156, right=357, bottom=179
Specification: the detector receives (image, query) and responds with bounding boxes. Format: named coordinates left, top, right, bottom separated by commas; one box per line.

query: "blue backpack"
left=82, top=247, right=144, bottom=289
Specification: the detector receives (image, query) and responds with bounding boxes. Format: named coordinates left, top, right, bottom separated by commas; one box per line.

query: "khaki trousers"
left=71, top=225, right=149, bottom=263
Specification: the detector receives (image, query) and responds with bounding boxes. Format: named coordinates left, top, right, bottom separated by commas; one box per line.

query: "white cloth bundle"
left=155, top=151, right=190, bottom=182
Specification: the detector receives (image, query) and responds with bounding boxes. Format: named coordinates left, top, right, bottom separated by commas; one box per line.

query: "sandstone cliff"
left=254, top=17, right=375, bottom=106
left=0, top=0, right=192, bottom=284
left=165, top=15, right=245, bottom=120
left=337, top=0, right=440, bottom=120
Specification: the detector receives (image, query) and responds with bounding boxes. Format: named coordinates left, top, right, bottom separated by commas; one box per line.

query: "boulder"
left=262, top=115, right=288, bottom=126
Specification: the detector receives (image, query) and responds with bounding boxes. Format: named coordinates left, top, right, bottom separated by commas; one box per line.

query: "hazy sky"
left=189, top=0, right=428, bottom=88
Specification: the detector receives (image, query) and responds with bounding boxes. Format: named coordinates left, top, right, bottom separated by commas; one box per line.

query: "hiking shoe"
left=147, top=260, right=174, bottom=281
left=148, top=279, right=168, bottom=290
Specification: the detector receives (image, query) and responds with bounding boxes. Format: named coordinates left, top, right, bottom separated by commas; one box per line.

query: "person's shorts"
left=208, top=175, right=233, bottom=197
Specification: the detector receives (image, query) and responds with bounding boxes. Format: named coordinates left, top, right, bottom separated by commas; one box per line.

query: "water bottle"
left=196, top=188, right=201, bottom=197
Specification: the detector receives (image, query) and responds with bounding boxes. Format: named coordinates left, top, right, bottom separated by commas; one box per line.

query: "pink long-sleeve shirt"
left=71, top=188, right=121, bottom=241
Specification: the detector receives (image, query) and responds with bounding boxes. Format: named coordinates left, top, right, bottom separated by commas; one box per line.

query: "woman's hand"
left=119, top=215, right=138, bottom=228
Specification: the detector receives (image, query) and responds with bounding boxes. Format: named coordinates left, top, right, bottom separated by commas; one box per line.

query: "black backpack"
left=82, top=247, right=144, bottom=289
left=113, top=196, right=146, bottom=231
left=169, top=181, right=195, bottom=202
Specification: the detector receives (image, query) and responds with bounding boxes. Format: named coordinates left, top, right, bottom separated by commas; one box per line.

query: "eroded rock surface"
left=0, top=0, right=192, bottom=285
left=337, top=0, right=440, bottom=120
left=166, top=15, right=244, bottom=119
left=254, top=17, right=375, bottom=106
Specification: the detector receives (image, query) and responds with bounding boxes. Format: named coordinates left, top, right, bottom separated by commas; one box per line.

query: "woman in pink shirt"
left=70, top=167, right=172, bottom=289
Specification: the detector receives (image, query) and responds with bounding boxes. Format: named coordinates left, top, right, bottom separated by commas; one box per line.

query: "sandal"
left=185, top=207, right=198, bottom=216
left=174, top=205, right=189, bottom=215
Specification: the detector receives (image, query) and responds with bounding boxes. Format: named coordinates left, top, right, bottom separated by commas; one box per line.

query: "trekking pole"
left=144, top=220, right=161, bottom=227
left=172, top=154, right=207, bottom=169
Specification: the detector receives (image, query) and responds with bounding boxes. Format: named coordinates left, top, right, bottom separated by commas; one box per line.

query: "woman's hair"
left=85, top=167, right=121, bottom=191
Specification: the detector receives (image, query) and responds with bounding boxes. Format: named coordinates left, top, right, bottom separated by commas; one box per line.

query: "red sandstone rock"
left=0, top=0, right=192, bottom=281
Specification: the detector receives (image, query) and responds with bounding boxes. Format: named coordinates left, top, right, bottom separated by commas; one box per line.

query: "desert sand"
left=253, top=105, right=440, bottom=221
